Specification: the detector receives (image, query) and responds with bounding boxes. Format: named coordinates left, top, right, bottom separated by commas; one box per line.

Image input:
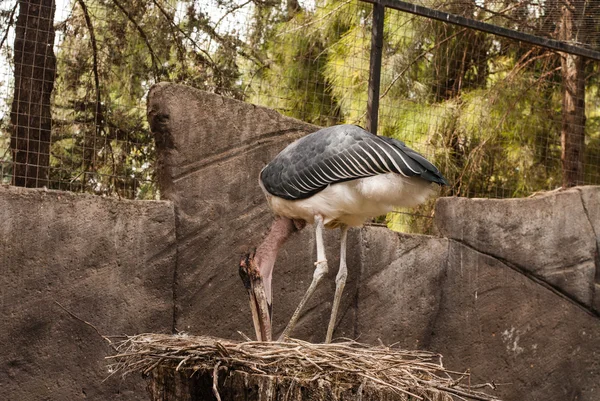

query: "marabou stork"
left=251, top=124, right=448, bottom=343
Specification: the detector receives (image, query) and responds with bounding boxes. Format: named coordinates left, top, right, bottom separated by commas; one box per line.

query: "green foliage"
left=50, top=0, right=248, bottom=197
left=585, top=79, right=600, bottom=185
left=239, top=0, right=598, bottom=232
left=52, top=0, right=161, bottom=196
left=4, top=0, right=597, bottom=228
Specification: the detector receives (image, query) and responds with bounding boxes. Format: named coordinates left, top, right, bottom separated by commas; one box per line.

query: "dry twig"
left=54, top=301, right=116, bottom=350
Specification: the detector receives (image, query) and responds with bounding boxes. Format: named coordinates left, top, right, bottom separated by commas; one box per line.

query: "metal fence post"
left=367, top=2, right=385, bottom=135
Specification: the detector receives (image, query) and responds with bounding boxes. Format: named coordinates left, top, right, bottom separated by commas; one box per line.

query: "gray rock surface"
left=435, top=189, right=598, bottom=309
left=431, top=242, right=600, bottom=401
left=0, top=186, right=176, bottom=401
left=577, top=186, right=600, bottom=313
left=355, top=229, right=449, bottom=349
left=355, top=230, right=600, bottom=401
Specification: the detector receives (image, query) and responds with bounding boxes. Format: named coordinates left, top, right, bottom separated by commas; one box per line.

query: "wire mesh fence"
left=0, top=0, right=599, bottom=229
left=403, top=0, right=600, bottom=52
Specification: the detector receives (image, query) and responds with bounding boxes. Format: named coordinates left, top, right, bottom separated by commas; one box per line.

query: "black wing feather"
left=260, top=125, right=448, bottom=200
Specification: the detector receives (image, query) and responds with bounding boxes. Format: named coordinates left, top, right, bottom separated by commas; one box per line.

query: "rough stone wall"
left=356, top=226, right=599, bottom=401
left=0, top=187, right=176, bottom=401
left=2, top=83, right=599, bottom=401
left=435, top=188, right=600, bottom=310
left=428, top=189, right=600, bottom=400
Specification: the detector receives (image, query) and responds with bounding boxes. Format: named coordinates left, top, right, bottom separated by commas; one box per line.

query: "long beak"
left=239, top=251, right=272, bottom=341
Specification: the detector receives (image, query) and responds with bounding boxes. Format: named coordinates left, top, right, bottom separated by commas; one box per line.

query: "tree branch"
left=380, top=27, right=469, bottom=101
left=55, top=301, right=116, bottom=350
left=150, top=0, right=216, bottom=69
left=213, top=0, right=253, bottom=32
left=197, top=12, right=266, bottom=67
left=150, top=0, right=187, bottom=70
left=111, top=0, right=161, bottom=79
left=75, top=0, right=102, bottom=141
left=0, top=1, right=18, bottom=51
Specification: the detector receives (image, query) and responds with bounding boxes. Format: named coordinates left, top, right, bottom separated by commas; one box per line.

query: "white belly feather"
left=263, top=173, right=437, bottom=227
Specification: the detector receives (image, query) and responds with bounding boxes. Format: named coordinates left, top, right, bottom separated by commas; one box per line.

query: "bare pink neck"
left=255, top=217, right=297, bottom=276
left=255, top=217, right=301, bottom=304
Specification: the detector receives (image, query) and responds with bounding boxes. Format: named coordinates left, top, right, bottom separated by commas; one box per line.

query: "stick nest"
left=107, top=333, right=501, bottom=401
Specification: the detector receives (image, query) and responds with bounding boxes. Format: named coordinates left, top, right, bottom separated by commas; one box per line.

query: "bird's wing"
left=261, top=125, right=447, bottom=200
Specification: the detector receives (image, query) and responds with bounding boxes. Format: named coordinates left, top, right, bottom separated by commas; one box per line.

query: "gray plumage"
left=260, top=125, right=448, bottom=200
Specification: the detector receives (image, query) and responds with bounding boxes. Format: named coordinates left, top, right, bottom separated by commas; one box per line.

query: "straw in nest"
left=107, top=333, right=501, bottom=401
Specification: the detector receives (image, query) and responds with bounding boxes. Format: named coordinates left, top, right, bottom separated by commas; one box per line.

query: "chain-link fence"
left=1, top=0, right=599, bottom=228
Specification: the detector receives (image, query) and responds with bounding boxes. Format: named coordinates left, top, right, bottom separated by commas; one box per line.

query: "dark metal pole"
left=360, top=0, right=600, bottom=61
left=367, top=2, right=384, bottom=135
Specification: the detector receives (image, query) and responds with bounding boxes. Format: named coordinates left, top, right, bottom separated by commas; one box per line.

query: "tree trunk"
left=10, top=0, right=57, bottom=188
left=559, top=0, right=587, bottom=188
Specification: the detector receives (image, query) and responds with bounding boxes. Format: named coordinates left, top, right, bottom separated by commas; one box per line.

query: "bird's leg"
left=278, top=214, right=328, bottom=341
left=325, top=225, right=348, bottom=343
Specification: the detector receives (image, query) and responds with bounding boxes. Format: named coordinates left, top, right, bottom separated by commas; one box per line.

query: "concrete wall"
left=1, top=83, right=599, bottom=400
left=0, top=187, right=177, bottom=401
